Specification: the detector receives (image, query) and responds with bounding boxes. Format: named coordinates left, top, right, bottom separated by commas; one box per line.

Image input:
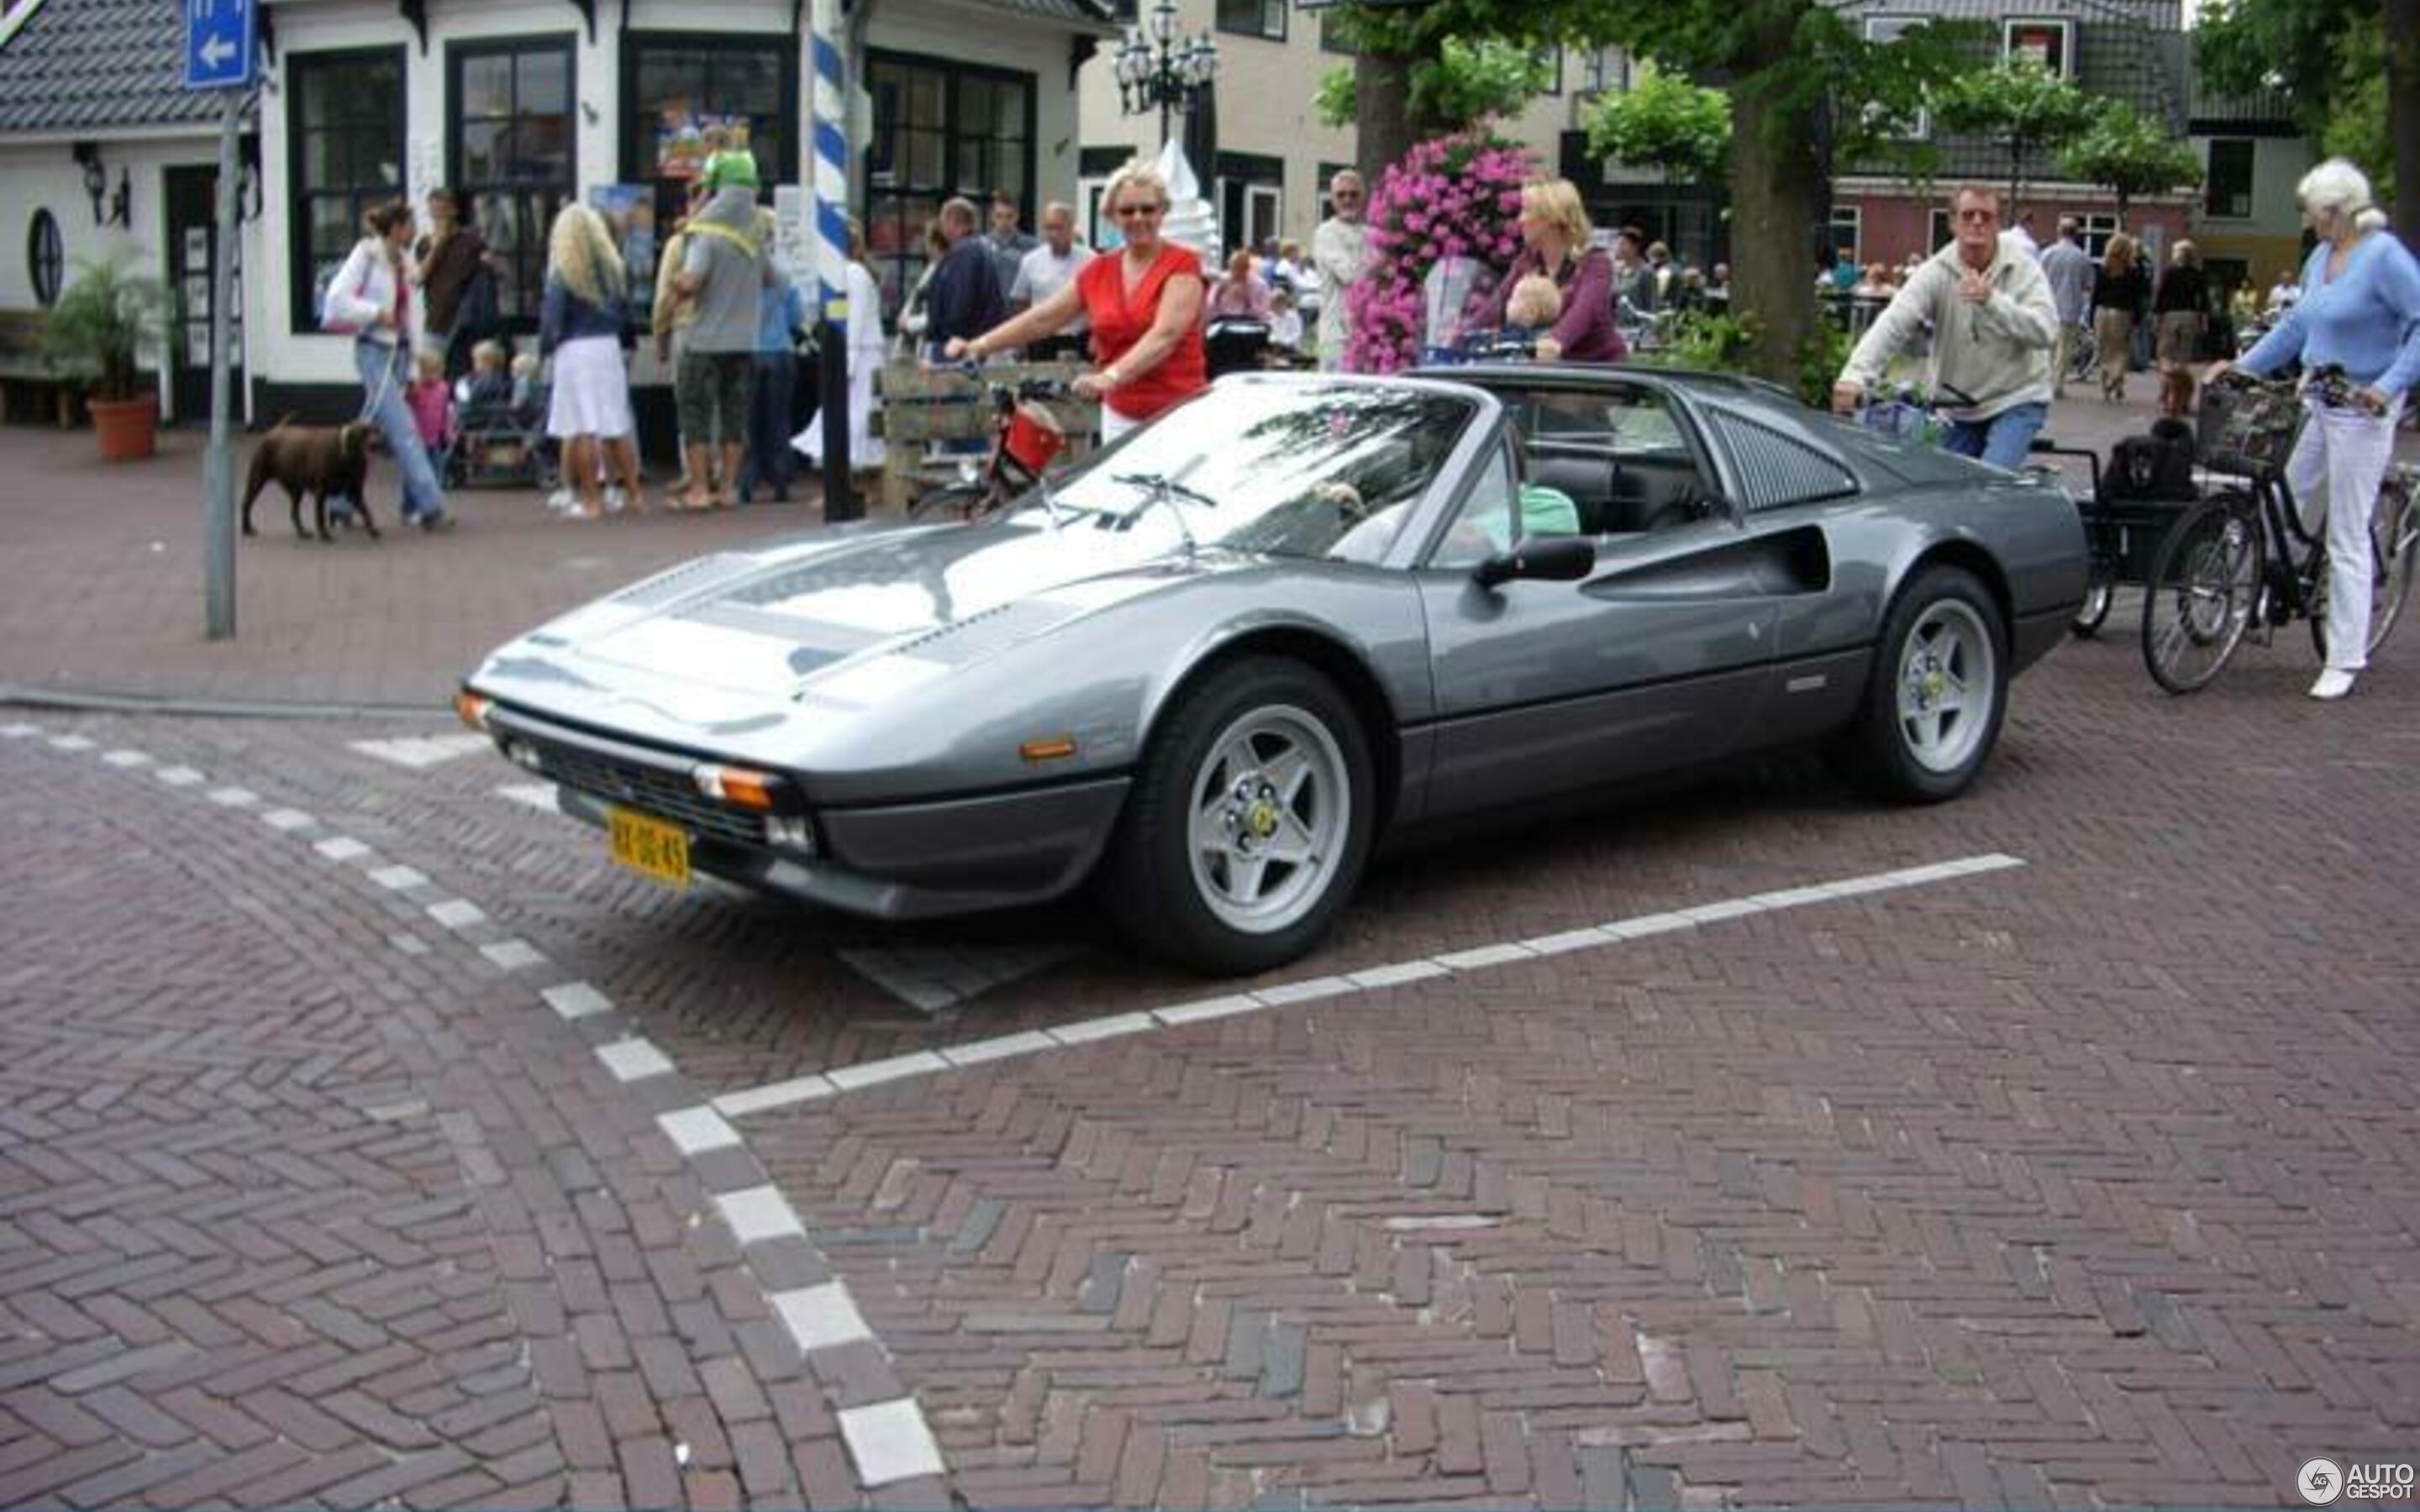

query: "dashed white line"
left=712, top=1074, right=838, bottom=1119
left=260, top=808, right=314, bottom=832
left=349, top=732, right=496, bottom=769
left=838, top=1398, right=946, bottom=1486
left=313, top=836, right=373, bottom=863
left=371, top=864, right=429, bottom=892
left=658, top=1106, right=742, bottom=1156
left=597, top=1037, right=674, bottom=1084
left=774, top=1281, right=876, bottom=1353
left=426, top=899, right=485, bottom=930
left=542, top=981, right=613, bottom=1020
left=496, top=782, right=562, bottom=814
left=0, top=723, right=41, bottom=738
left=154, top=766, right=204, bottom=787
left=101, top=748, right=151, bottom=769
left=716, top=1184, right=807, bottom=1245
left=49, top=734, right=95, bottom=752
left=208, top=786, right=259, bottom=808
left=480, top=939, right=547, bottom=972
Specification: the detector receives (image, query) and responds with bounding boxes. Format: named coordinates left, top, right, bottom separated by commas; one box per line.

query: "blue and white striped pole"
left=811, top=0, right=858, bottom=520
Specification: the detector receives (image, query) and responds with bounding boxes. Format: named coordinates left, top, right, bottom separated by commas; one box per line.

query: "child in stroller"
left=447, top=341, right=558, bottom=491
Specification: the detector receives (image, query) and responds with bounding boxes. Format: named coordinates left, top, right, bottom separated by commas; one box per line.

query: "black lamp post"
left=1113, top=0, right=1217, bottom=145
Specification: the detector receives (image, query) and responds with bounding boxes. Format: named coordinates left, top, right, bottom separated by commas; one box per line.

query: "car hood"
left=476, top=519, right=1211, bottom=722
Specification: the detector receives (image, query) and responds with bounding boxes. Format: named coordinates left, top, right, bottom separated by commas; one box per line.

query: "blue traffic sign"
left=184, top=0, right=255, bottom=91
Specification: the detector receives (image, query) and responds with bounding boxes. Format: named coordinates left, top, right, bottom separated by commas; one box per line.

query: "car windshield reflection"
left=1004, top=383, right=1477, bottom=563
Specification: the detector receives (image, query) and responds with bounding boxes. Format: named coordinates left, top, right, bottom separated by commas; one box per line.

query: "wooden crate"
left=875, top=359, right=1100, bottom=511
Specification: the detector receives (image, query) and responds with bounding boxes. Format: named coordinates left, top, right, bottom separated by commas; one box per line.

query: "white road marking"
left=348, top=732, right=495, bottom=769
left=496, top=782, right=561, bottom=814
left=49, top=735, right=94, bottom=751
left=102, top=748, right=151, bottom=768
left=154, top=766, right=204, bottom=787
left=480, top=939, right=547, bottom=972
left=260, top=808, right=314, bottom=832
left=208, top=786, right=258, bottom=808
left=838, top=1398, right=946, bottom=1487
left=716, top=853, right=2031, bottom=1119
left=716, top=1184, right=806, bottom=1244
left=658, top=1106, right=741, bottom=1156
left=313, top=836, right=373, bottom=863
left=0, top=723, right=41, bottom=738
left=542, top=981, right=612, bottom=1020
left=775, top=1281, right=875, bottom=1352
left=426, top=899, right=485, bottom=930
left=597, top=1037, right=674, bottom=1083
left=371, top=864, right=429, bottom=891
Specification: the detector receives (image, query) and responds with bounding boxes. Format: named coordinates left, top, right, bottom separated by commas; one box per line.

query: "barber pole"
left=811, top=0, right=856, bottom=521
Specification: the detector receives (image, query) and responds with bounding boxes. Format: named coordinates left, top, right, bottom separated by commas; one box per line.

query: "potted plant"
left=42, top=252, right=168, bottom=461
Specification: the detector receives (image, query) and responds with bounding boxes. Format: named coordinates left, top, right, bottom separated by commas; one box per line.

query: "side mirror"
left=1471, top=535, right=1596, bottom=589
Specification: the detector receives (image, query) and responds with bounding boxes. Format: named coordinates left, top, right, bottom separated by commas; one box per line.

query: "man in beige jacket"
left=1832, top=185, right=2059, bottom=470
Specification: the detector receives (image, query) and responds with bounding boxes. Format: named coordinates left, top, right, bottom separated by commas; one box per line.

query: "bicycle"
left=2139, top=365, right=2418, bottom=694
left=2063, top=318, right=2097, bottom=388
left=904, top=371, right=1081, bottom=525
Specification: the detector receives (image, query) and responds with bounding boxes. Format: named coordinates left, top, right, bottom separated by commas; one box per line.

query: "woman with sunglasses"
left=948, top=162, right=1207, bottom=442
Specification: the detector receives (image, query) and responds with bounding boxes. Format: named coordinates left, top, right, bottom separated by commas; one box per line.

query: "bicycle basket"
left=2196, top=380, right=2303, bottom=478
left=1002, top=400, right=1066, bottom=475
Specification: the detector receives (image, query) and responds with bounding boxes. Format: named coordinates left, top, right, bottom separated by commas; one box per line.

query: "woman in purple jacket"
left=1470, top=178, right=1627, bottom=364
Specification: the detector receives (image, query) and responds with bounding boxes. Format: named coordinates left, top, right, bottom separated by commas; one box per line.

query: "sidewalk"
left=0, top=376, right=2405, bottom=711
left=0, top=426, right=829, bottom=710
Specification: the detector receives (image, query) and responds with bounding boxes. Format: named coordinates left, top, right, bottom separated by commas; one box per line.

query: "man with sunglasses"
left=1313, top=171, right=1370, bottom=371
left=1831, top=185, right=2060, bottom=470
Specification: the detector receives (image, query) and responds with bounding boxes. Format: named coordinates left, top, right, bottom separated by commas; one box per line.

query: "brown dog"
left=242, top=420, right=379, bottom=542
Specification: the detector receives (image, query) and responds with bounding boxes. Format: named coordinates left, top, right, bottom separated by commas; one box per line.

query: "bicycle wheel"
left=2142, top=491, right=2265, bottom=694
left=2307, top=472, right=2420, bottom=660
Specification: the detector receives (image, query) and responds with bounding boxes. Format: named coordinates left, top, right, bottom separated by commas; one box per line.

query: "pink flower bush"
left=1344, top=134, right=1535, bottom=374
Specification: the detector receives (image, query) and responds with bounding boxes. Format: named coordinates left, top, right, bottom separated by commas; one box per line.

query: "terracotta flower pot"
left=87, top=395, right=158, bottom=462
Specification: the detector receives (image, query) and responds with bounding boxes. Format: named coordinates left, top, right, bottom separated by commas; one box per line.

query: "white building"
left=0, top=0, right=1113, bottom=442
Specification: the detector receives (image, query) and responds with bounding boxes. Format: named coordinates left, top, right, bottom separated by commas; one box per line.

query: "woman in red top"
left=949, top=163, right=1207, bottom=442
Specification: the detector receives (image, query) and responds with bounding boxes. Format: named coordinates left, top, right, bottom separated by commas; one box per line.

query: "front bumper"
left=486, top=701, right=1129, bottom=920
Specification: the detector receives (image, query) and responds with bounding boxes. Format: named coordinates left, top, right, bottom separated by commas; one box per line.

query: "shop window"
left=287, top=47, right=404, bottom=334
left=863, top=53, right=1033, bottom=323
left=618, top=34, right=797, bottom=327
left=449, top=35, right=576, bottom=328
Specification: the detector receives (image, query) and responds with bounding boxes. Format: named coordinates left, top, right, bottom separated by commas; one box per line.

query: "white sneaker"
left=545, top=486, right=576, bottom=513
left=2309, top=669, right=2356, bottom=701
left=604, top=486, right=628, bottom=515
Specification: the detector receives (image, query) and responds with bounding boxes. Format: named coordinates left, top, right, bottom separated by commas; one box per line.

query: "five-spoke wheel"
left=1835, top=564, right=2008, bottom=803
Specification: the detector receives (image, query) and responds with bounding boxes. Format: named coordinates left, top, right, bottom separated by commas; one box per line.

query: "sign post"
left=186, top=0, right=254, bottom=640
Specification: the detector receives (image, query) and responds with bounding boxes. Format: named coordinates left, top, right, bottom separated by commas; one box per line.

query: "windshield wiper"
left=1111, top=456, right=1217, bottom=554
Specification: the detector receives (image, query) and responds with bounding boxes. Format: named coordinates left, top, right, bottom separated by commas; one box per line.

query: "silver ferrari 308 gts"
left=459, top=367, right=2086, bottom=974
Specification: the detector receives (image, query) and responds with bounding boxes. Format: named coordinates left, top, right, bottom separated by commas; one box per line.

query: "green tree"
left=2196, top=0, right=2416, bottom=254
left=1931, top=60, right=2097, bottom=216
left=1580, top=68, right=1732, bottom=183
left=1316, top=35, right=1557, bottom=132
left=2056, top=98, right=2205, bottom=225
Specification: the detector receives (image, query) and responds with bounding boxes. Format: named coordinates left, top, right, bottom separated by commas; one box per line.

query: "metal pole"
left=810, top=0, right=856, bottom=522
left=203, top=89, right=240, bottom=640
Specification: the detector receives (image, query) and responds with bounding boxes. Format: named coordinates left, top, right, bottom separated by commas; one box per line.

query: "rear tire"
left=2142, top=492, right=2262, bottom=695
left=1103, top=658, right=1374, bottom=975
left=1833, top=564, right=2008, bottom=804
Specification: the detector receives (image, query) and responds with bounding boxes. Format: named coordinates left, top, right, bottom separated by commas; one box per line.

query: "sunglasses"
left=1113, top=202, right=1165, bottom=218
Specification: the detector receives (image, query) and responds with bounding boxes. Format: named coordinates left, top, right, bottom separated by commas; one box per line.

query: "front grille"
left=521, top=736, right=765, bottom=847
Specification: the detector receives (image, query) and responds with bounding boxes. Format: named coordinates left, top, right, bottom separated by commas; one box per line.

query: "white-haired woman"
left=2214, top=159, right=2420, bottom=700
left=539, top=202, right=644, bottom=522
left=944, top=160, right=1207, bottom=442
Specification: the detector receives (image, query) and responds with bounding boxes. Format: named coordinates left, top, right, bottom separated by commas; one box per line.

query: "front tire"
left=1104, top=658, right=1374, bottom=975
left=1833, top=565, right=2008, bottom=804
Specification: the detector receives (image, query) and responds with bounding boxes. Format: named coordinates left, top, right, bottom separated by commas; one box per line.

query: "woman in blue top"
left=2215, top=159, right=2420, bottom=701
left=540, top=203, right=644, bottom=522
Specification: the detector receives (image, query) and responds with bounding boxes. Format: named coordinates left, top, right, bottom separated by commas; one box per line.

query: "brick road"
left=3, top=388, right=2418, bottom=1508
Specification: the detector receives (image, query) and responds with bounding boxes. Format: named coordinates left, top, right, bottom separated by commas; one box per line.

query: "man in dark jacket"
left=923, top=197, right=1006, bottom=365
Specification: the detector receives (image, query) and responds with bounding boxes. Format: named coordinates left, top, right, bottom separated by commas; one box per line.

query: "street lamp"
left=1113, top=0, right=1217, bottom=146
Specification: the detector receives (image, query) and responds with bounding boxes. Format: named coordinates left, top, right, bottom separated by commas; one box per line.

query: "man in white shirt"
left=1313, top=171, right=1370, bottom=371
left=1010, top=202, right=1093, bottom=361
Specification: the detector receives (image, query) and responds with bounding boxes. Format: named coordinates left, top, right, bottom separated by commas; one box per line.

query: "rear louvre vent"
left=1705, top=412, right=1859, bottom=513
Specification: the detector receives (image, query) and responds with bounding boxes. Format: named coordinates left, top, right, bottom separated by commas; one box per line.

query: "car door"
left=1413, top=419, right=1786, bottom=819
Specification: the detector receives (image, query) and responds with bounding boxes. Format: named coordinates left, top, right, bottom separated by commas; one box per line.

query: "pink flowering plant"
left=1344, top=133, right=1535, bottom=374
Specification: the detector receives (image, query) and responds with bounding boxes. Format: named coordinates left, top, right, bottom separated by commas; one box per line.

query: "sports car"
left=458, top=366, right=2086, bottom=974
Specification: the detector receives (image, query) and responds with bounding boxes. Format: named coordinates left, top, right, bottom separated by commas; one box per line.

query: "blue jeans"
left=1943, top=401, right=2048, bottom=471
left=354, top=339, right=447, bottom=519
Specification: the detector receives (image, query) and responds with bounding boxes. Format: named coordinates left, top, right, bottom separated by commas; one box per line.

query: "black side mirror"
left=1472, top=535, right=1596, bottom=589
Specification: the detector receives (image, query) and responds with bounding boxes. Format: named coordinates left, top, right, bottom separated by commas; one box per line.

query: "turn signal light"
left=693, top=764, right=778, bottom=811
left=455, top=691, right=492, bottom=732
left=1019, top=736, right=1078, bottom=763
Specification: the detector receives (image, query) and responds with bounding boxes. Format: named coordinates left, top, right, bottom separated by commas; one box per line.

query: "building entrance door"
left=164, top=165, right=240, bottom=427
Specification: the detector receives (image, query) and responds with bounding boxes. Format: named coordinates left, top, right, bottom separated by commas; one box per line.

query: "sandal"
left=664, top=494, right=714, bottom=513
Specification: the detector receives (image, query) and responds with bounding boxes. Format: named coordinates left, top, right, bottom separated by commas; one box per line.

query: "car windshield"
left=1002, top=381, right=1478, bottom=562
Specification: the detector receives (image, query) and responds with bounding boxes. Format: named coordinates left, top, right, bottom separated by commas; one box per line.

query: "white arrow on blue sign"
left=184, top=0, right=255, bottom=91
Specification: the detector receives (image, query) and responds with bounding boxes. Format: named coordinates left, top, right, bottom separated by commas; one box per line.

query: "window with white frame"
left=2002, top=18, right=2075, bottom=76
left=287, top=47, right=405, bottom=335
left=2074, top=212, right=2120, bottom=259
left=1859, top=16, right=1932, bottom=139
left=450, top=35, right=576, bottom=328
left=1830, top=205, right=1861, bottom=267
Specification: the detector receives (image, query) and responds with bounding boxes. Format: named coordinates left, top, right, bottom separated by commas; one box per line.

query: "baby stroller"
left=1203, top=318, right=1271, bottom=381
left=447, top=375, right=558, bottom=491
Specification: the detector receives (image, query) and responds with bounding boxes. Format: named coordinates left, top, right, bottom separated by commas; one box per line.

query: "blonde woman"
left=947, top=161, right=1207, bottom=442
left=2152, top=238, right=2210, bottom=418
left=2090, top=234, right=2149, bottom=402
left=1468, top=178, right=1623, bottom=362
left=540, top=202, right=644, bottom=522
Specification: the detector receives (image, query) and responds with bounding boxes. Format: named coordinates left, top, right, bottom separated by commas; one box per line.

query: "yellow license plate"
left=608, top=806, right=690, bottom=888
